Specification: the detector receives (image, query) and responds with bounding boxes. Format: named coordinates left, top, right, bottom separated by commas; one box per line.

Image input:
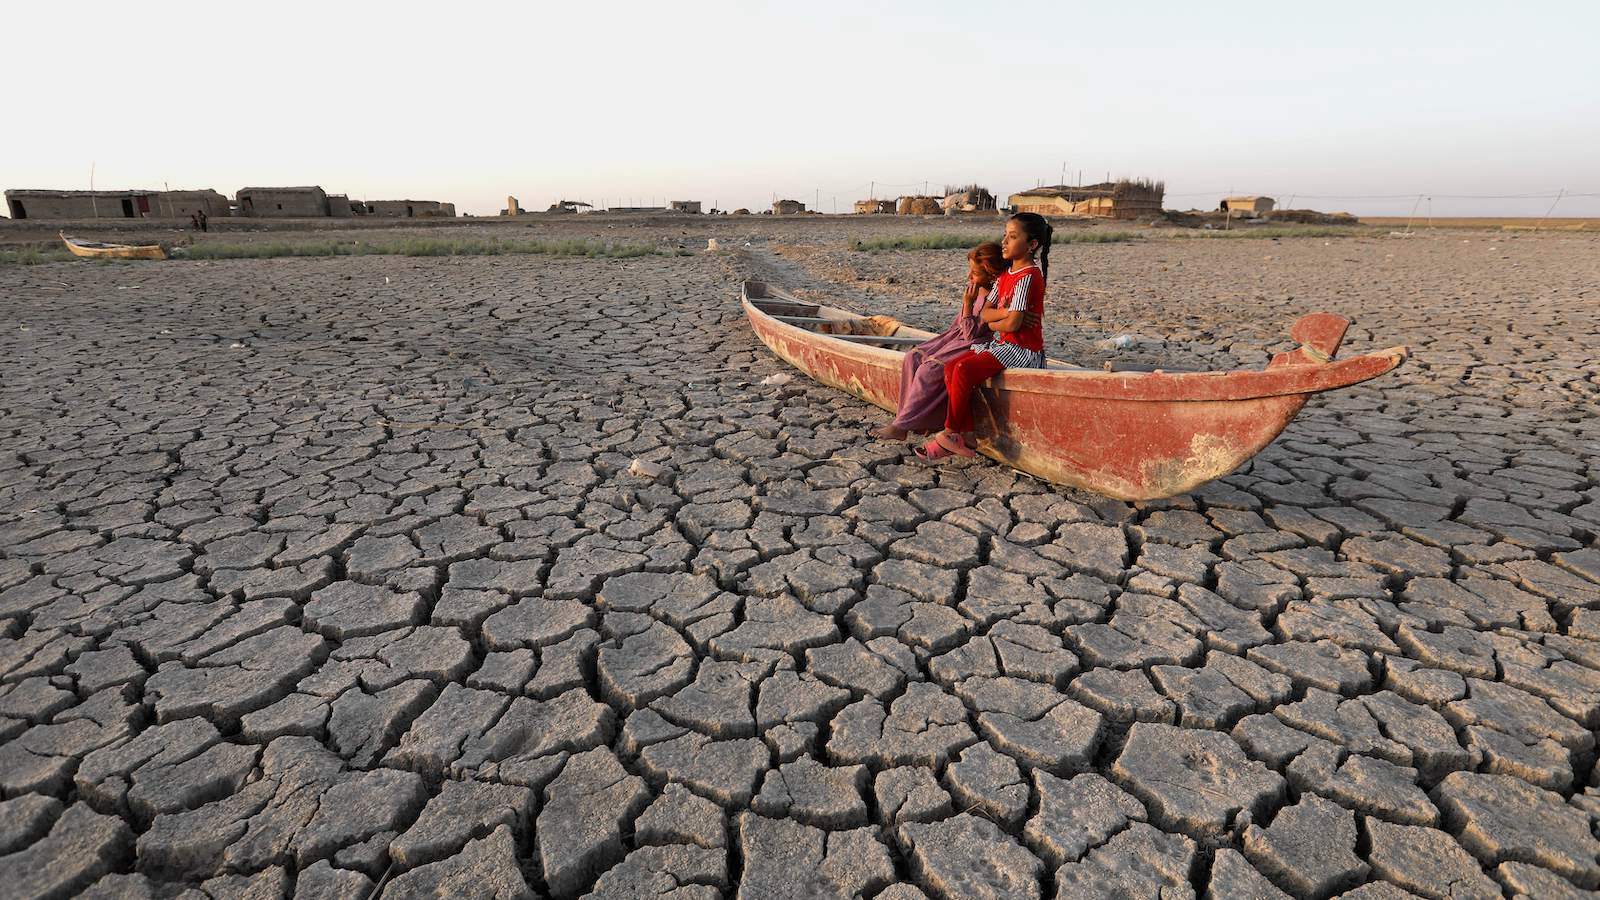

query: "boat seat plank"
left=833, top=335, right=925, bottom=346
left=772, top=315, right=847, bottom=325
left=753, top=302, right=820, bottom=315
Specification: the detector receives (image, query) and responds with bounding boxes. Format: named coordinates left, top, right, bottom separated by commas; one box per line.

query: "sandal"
left=934, top=431, right=976, bottom=458
left=914, top=436, right=955, bottom=462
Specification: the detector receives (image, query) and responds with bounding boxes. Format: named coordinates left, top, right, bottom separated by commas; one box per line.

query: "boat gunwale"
left=741, top=281, right=1406, bottom=403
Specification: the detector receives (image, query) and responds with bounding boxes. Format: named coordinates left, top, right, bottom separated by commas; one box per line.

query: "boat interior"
left=744, top=280, right=926, bottom=347
left=61, top=234, right=162, bottom=250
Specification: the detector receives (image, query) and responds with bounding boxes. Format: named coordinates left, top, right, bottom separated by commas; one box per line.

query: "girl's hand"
left=963, top=282, right=980, bottom=304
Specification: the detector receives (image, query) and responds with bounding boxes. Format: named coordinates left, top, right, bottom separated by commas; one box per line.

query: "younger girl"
left=871, top=242, right=1008, bottom=439
left=917, top=212, right=1052, bottom=461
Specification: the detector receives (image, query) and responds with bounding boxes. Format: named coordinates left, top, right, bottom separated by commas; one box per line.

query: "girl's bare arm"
left=980, top=307, right=1026, bottom=332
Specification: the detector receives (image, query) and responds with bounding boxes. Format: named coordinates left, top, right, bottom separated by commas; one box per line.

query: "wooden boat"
left=742, top=279, right=1408, bottom=500
left=60, top=232, right=167, bottom=261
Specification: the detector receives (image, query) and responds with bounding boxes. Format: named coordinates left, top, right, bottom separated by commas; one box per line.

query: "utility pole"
left=870, top=180, right=874, bottom=200
left=1538, top=188, right=1565, bottom=230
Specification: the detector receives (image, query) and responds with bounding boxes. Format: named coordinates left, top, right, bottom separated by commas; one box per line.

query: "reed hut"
left=897, top=196, right=943, bottom=216
left=941, top=185, right=998, bottom=214
left=1007, top=179, right=1165, bottom=219
left=854, top=199, right=895, bottom=215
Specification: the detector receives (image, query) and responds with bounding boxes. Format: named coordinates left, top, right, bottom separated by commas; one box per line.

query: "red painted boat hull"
left=742, top=281, right=1407, bottom=500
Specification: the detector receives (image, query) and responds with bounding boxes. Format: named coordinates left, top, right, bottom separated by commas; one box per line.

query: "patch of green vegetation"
left=0, top=247, right=75, bottom=265
left=177, top=238, right=664, bottom=260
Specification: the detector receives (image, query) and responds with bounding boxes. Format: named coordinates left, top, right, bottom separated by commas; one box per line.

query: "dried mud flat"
left=1, top=221, right=1598, bottom=899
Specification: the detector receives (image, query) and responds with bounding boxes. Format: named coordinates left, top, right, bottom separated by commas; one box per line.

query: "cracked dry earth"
left=1, top=231, right=1598, bottom=900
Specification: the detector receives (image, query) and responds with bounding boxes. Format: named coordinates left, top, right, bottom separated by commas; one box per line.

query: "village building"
left=154, top=190, right=232, bottom=219
left=502, top=196, right=523, bottom=216
left=5, top=189, right=156, bottom=219
left=940, top=185, right=998, bottom=214
left=362, top=200, right=456, bottom=218
left=1007, top=179, right=1166, bottom=219
left=237, top=186, right=331, bottom=217
left=1220, top=196, right=1276, bottom=216
left=327, top=195, right=359, bottom=218
left=897, top=196, right=943, bottom=216
left=669, top=200, right=702, bottom=214
left=772, top=199, right=806, bottom=215
left=4, top=188, right=233, bottom=220
left=854, top=199, right=895, bottom=214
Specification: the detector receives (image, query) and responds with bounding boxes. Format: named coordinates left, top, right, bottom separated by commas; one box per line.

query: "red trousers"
left=943, top=350, right=1005, bottom=433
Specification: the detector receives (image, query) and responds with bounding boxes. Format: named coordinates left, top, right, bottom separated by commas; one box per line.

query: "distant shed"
left=1220, top=196, right=1275, bottom=215
left=669, top=200, right=702, bottom=214
left=854, top=199, right=895, bottom=215
left=772, top=199, right=806, bottom=215
left=1008, top=179, right=1165, bottom=219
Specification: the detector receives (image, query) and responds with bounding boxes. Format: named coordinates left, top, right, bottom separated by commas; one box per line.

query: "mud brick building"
left=363, top=200, right=456, bottom=218
left=236, top=186, right=332, bottom=217
left=6, top=189, right=159, bottom=219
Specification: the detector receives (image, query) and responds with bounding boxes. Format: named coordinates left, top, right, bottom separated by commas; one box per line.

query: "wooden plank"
left=833, top=335, right=924, bottom=346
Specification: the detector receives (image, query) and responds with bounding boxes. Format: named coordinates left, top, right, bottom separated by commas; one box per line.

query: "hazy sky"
left=7, top=1, right=1598, bottom=217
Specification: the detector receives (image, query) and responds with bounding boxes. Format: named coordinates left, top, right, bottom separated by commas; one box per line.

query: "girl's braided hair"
left=1008, top=211, right=1053, bottom=281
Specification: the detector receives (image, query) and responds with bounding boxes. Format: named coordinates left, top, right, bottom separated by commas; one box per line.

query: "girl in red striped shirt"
left=917, top=212, right=1052, bottom=461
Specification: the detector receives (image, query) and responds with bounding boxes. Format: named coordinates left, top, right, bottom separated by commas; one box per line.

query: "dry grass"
left=1167, top=225, right=1365, bottom=240
left=176, top=238, right=664, bottom=260
left=853, top=230, right=1142, bottom=252
left=1362, top=217, right=1599, bottom=230
left=0, top=248, right=76, bottom=265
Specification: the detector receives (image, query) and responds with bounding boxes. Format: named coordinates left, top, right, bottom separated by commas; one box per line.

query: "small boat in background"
left=60, top=232, right=167, bottom=261
left=742, top=279, right=1408, bottom=500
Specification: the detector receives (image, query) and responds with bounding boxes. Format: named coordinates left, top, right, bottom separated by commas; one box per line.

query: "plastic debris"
left=229, top=342, right=246, bottom=349
left=628, top=459, right=666, bottom=479
left=706, top=239, right=720, bottom=251
left=760, top=373, right=793, bottom=386
left=1096, top=335, right=1135, bottom=351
